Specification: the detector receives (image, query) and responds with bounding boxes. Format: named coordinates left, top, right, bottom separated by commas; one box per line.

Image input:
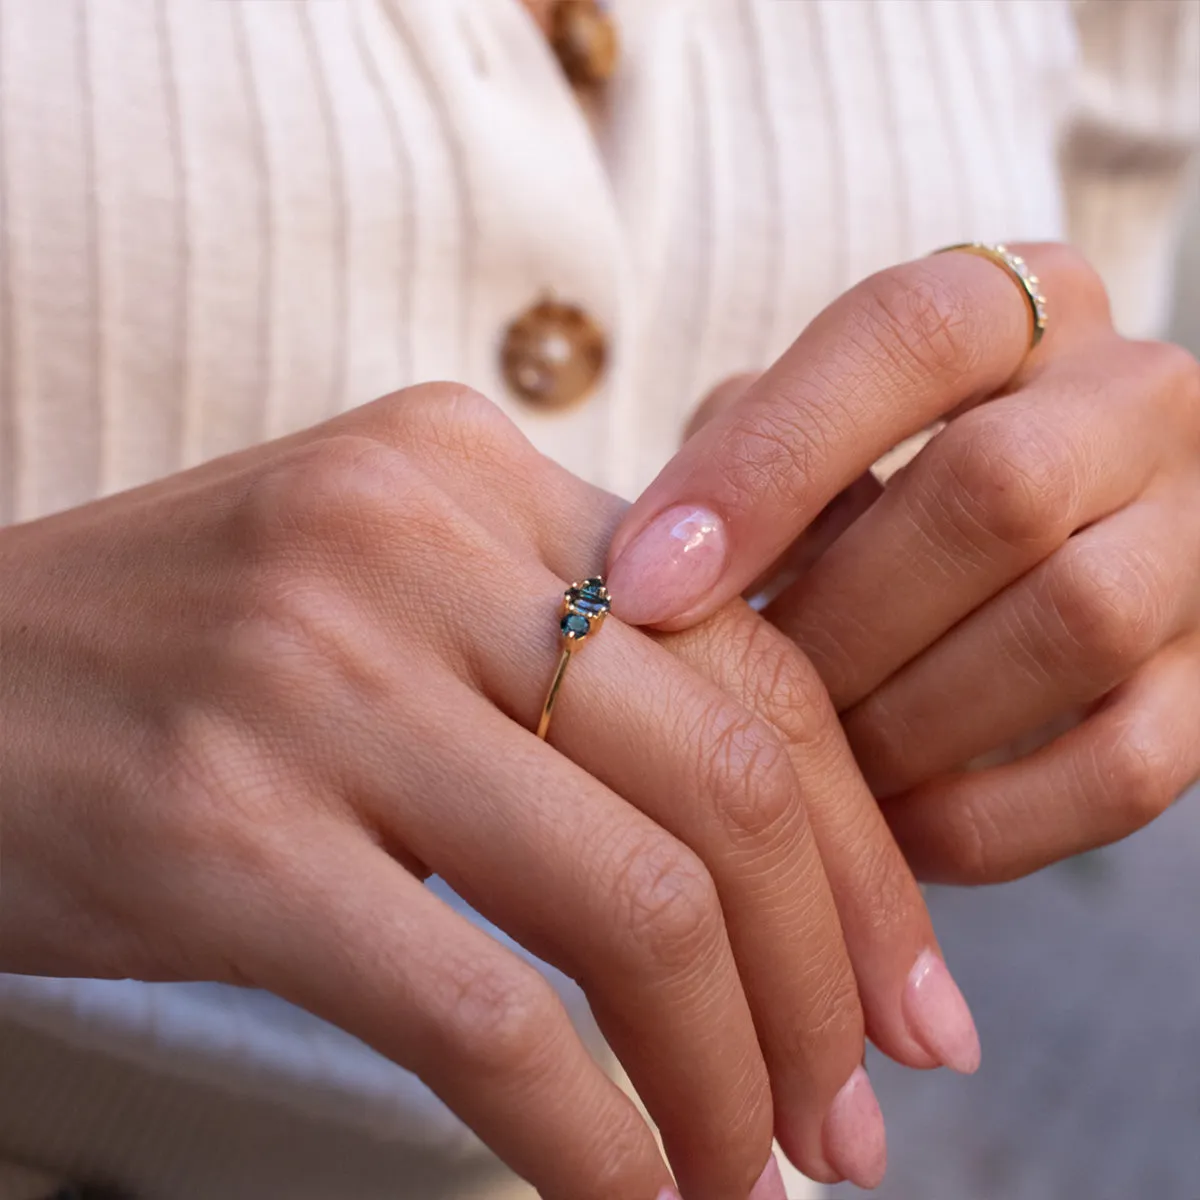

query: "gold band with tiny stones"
left=536, top=577, right=611, bottom=741
left=937, top=242, right=1048, bottom=350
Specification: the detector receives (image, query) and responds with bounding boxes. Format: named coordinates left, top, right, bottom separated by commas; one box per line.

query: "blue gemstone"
left=571, top=595, right=608, bottom=616
left=561, top=612, right=591, bottom=638
left=569, top=580, right=609, bottom=615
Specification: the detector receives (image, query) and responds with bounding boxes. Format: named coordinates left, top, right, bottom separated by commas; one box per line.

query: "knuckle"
left=235, top=434, right=479, bottom=592
left=930, top=410, right=1075, bottom=550
left=1099, top=723, right=1180, bottom=832
left=701, top=707, right=803, bottom=852
left=1045, top=539, right=1168, bottom=676
left=400, top=380, right=504, bottom=428
left=229, top=570, right=356, bottom=685
left=786, top=961, right=864, bottom=1057
left=434, top=954, right=565, bottom=1079
left=853, top=262, right=982, bottom=384
left=379, top=382, right=529, bottom=463
left=611, top=832, right=725, bottom=976
left=739, top=620, right=835, bottom=747
left=938, top=796, right=1004, bottom=883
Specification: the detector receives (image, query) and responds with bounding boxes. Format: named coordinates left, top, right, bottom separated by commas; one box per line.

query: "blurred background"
left=827, top=194, right=1200, bottom=1200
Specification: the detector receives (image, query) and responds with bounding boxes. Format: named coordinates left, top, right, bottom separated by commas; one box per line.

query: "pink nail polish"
left=822, top=1066, right=887, bottom=1190
left=607, top=505, right=728, bottom=625
left=749, top=1155, right=787, bottom=1200
left=903, top=949, right=982, bottom=1075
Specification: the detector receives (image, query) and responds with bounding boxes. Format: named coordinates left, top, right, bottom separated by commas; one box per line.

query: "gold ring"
left=536, top=577, right=611, bottom=741
left=937, top=243, right=1048, bottom=350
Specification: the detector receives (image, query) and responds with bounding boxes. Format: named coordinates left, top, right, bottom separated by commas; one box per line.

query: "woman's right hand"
left=0, top=384, right=965, bottom=1199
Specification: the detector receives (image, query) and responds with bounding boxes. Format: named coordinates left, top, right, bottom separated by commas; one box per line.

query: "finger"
left=606, top=244, right=1105, bottom=630
left=356, top=670, right=774, bottom=1200
left=881, top=631, right=1200, bottom=884
left=771, top=336, right=1188, bottom=711
left=367, top=520, right=879, bottom=1189
left=469, top=583, right=878, bottom=1191
left=664, top=607, right=980, bottom=1084
left=227, top=826, right=671, bottom=1200
left=845, top=475, right=1200, bottom=797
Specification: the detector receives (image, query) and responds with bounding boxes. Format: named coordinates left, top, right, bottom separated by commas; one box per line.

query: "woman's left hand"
left=607, top=243, right=1200, bottom=885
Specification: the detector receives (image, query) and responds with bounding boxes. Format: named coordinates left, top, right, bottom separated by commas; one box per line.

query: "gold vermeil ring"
left=937, top=242, right=1048, bottom=350
left=536, top=577, right=612, bottom=741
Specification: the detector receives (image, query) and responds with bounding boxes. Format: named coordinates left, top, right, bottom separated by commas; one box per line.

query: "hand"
left=0, top=384, right=971, bottom=1198
left=608, top=245, right=1200, bottom=884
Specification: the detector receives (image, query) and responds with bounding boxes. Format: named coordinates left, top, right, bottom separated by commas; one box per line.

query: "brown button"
left=501, top=299, right=607, bottom=409
left=549, top=0, right=619, bottom=88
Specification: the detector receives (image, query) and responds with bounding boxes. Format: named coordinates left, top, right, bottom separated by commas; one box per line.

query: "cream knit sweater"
left=0, top=2, right=1197, bottom=1197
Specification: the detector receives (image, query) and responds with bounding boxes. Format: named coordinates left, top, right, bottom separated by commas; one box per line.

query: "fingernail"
left=749, top=1155, right=787, bottom=1200
left=655, top=1189, right=682, bottom=1200
left=822, top=1066, right=887, bottom=1190
left=903, top=948, right=982, bottom=1075
left=607, top=505, right=728, bottom=625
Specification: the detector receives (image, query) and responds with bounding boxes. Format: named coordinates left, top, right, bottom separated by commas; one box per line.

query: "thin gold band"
left=536, top=645, right=575, bottom=740
left=937, top=242, right=1048, bottom=350
left=536, top=577, right=611, bottom=742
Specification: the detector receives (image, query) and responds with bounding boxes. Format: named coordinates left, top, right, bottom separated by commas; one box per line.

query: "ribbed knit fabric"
left=0, top=2, right=1197, bottom=1197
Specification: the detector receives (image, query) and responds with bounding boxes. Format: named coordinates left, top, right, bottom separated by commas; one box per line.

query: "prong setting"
left=560, top=577, right=611, bottom=642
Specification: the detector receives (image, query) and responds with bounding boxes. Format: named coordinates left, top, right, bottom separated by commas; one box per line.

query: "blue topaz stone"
left=561, top=612, right=591, bottom=639
left=570, top=594, right=608, bottom=616
left=566, top=577, right=611, bottom=619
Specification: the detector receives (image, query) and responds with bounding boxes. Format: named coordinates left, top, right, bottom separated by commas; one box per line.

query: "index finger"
left=606, top=249, right=1036, bottom=629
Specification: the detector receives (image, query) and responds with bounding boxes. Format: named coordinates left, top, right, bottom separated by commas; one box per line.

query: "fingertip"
left=606, top=505, right=729, bottom=627
left=903, top=949, right=982, bottom=1075
left=821, top=1066, right=888, bottom=1190
left=749, top=1155, right=788, bottom=1200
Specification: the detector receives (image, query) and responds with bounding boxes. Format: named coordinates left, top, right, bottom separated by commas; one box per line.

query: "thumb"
left=669, top=373, right=891, bottom=612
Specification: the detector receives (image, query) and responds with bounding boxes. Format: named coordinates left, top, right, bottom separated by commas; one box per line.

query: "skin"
left=610, top=242, right=1200, bottom=885
left=0, top=384, right=973, bottom=1198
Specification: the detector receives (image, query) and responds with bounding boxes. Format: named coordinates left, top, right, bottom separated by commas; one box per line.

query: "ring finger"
left=357, top=661, right=775, bottom=1200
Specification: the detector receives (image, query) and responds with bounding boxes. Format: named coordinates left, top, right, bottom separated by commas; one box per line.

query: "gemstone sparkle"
left=562, top=612, right=591, bottom=639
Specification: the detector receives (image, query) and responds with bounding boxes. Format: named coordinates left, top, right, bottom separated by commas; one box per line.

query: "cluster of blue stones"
left=560, top=577, right=610, bottom=641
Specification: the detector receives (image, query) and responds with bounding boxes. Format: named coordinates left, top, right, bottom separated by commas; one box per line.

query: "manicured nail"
left=821, top=1066, right=887, bottom=1190
left=903, top=949, right=982, bottom=1075
left=607, top=505, right=728, bottom=625
left=654, top=1189, right=682, bottom=1200
left=749, top=1155, right=787, bottom=1200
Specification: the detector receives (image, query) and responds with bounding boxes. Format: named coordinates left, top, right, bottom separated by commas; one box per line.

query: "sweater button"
left=501, top=299, right=607, bottom=410
left=549, top=0, right=618, bottom=88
